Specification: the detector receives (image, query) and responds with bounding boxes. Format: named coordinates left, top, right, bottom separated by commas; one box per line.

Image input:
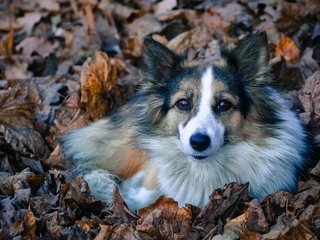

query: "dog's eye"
left=216, top=100, right=233, bottom=112
left=175, top=99, right=192, bottom=111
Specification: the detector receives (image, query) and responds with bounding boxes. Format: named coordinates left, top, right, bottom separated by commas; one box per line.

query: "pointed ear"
left=140, top=37, right=181, bottom=88
left=222, top=31, right=271, bottom=84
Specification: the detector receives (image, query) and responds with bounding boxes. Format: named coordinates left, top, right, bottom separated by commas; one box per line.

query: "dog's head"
left=139, top=31, right=280, bottom=160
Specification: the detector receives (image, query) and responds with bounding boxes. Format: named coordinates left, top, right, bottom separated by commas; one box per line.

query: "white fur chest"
left=143, top=110, right=306, bottom=208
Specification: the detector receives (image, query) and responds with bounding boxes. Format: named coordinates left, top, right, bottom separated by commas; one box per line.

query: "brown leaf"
left=45, top=145, right=72, bottom=169
left=167, top=26, right=213, bottom=55
left=125, top=14, right=163, bottom=38
left=0, top=20, right=21, bottom=31
left=0, top=32, right=14, bottom=61
left=298, top=70, right=320, bottom=126
left=154, top=0, right=177, bottom=16
left=22, top=209, right=37, bottom=239
left=94, top=224, right=112, bottom=240
left=261, top=196, right=277, bottom=226
left=0, top=168, right=34, bottom=196
left=75, top=220, right=94, bottom=234
left=275, top=1, right=320, bottom=32
left=104, top=186, right=139, bottom=225
left=38, top=0, right=60, bottom=12
left=223, top=212, right=248, bottom=239
left=17, top=12, right=43, bottom=35
left=80, top=51, right=119, bottom=120
left=75, top=176, right=90, bottom=193
left=26, top=175, right=45, bottom=191
left=3, top=57, right=32, bottom=80
left=83, top=1, right=96, bottom=33
left=137, top=196, right=193, bottom=238
left=9, top=209, right=36, bottom=239
left=42, top=211, right=61, bottom=238
left=53, top=91, right=91, bottom=139
left=271, top=56, right=303, bottom=90
left=193, top=182, right=249, bottom=233
left=98, top=0, right=137, bottom=23
left=246, top=199, right=269, bottom=233
left=201, top=8, right=231, bottom=33
left=16, top=37, right=59, bottom=58
left=0, top=83, right=49, bottom=158
left=95, top=223, right=148, bottom=240
left=274, top=36, right=300, bottom=63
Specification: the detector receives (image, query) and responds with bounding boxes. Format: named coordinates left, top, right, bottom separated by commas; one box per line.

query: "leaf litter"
left=0, top=0, right=320, bottom=239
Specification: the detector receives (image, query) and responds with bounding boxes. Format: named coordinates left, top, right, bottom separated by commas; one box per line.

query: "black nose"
left=190, top=133, right=211, bottom=152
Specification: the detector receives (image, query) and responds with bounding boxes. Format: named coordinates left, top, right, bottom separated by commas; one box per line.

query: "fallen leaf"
left=75, top=219, right=94, bottom=234
left=0, top=19, right=21, bottom=31
left=223, top=212, right=248, bottom=239
left=297, top=70, right=320, bottom=126
left=104, top=186, right=139, bottom=225
left=80, top=51, right=119, bottom=120
left=0, top=32, right=14, bottom=62
left=137, top=196, right=193, bottom=239
left=0, top=83, right=49, bottom=158
left=17, top=12, right=43, bottom=35
left=38, top=0, right=60, bottom=12
left=3, top=57, right=31, bottom=80
left=201, top=8, right=231, bottom=33
left=274, top=36, right=300, bottom=63
left=246, top=199, right=269, bottom=233
left=125, top=14, right=163, bottom=38
left=261, top=196, right=277, bottom=226
left=299, top=47, right=319, bottom=79
left=16, top=37, right=59, bottom=58
left=274, top=1, right=320, bottom=32
left=0, top=169, right=34, bottom=196
left=271, top=56, right=303, bottom=90
left=193, top=182, right=249, bottom=233
left=154, top=0, right=177, bottom=16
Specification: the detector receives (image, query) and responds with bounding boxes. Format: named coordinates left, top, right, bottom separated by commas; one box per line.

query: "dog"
left=61, top=31, right=309, bottom=209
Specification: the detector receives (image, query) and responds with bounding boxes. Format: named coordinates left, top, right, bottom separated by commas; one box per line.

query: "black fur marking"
left=220, top=31, right=282, bottom=125
left=139, top=37, right=185, bottom=88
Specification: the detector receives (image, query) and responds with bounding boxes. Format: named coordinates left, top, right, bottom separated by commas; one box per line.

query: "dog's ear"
left=140, top=38, right=181, bottom=88
left=222, top=31, right=271, bottom=85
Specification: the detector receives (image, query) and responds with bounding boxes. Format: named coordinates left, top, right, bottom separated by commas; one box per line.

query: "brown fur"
left=113, top=148, right=148, bottom=180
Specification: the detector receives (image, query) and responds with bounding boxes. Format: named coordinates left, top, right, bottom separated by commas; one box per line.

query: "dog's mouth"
left=192, top=155, right=208, bottom=160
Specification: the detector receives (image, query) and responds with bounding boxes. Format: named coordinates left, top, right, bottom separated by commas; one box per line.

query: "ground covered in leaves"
left=0, top=0, right=320, bottom=239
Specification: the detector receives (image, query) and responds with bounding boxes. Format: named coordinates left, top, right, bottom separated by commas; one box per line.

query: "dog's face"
left=139, top=31, right=280, bottom=160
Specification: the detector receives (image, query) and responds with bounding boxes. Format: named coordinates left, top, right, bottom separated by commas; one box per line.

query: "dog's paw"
left=82, top=169, right=118, bottom=204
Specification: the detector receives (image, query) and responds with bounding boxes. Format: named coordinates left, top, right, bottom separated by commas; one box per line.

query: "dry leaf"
left=298, top=70, right=320, bottom=126
left=80, top=51, right=119, bottom=120
left=154, top=0, right=177, bottom=16
left=0, top=32, right=14, bottom=61
left=0, top=169, right=34, bottom=196
left=0, top=83, right=49, bottom=158
left=38, top=0, right=60, bottom=12
left=246, top=199, right=269, bottom=233
left=104, top=186, right=139, bottom=225
left=274, top=36, right=300, bottom=63
left=193, top=182, right=249, bottom=233
left=16, top=37, right=59, bottom=58
left=137, top=196, right=193, bottom=238
left=17, top=12, right=43, bottom=35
